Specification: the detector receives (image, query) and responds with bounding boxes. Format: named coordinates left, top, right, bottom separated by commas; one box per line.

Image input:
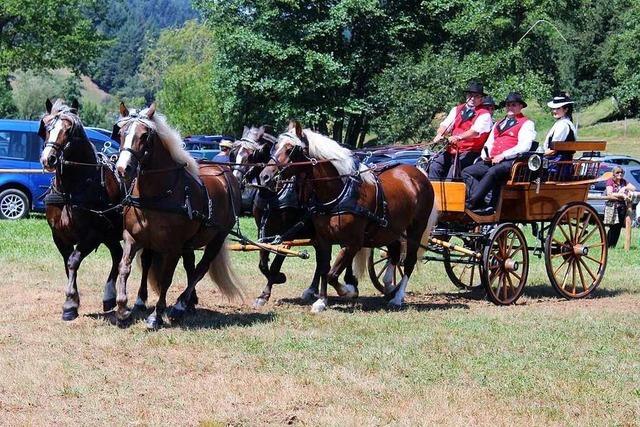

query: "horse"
left=231, top=125, right=360, bottom=308
left=112, top=103, right=242, bottom=328
left=39, top=99, right=124, bottom=320
left=260, top=121, right=438, bottom=311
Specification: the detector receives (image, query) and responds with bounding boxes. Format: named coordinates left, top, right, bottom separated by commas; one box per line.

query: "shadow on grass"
left=523, top=283, right=626, bottom=300
left=87, top=306, right=275, bottom=330
left=279, top=290, right=475, bottom=313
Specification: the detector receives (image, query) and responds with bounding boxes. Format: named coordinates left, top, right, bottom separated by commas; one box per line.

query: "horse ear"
left=119, top=102, right=129, bottom=118
left=294, top=120, right=303, bottom=139
left=70, top=99, right=79, bottom=113
left=45, top=98, right=52, bottom=114
left=110, top=124, right=120, bottom=142
left=147, top=103, right=156, bottom=119
left=38, top=120, right=47, bottom=140
left=256, top=125, right=265, bottom=140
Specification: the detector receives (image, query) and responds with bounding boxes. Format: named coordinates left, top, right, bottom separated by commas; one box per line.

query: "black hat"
left=547, top=92, right=574, bottom=108
left=464, top=81, right=486, bottom=96
left=500, top=92, right=527, bottom=108
left=482, top=96, right=496, bottom=107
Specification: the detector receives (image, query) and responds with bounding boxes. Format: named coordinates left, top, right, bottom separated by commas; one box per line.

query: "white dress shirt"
left=543, top=117, right=577, bottom=150
left=440, top=105, right=493, bottom=134
left=481, top=118, right=536, bottom=160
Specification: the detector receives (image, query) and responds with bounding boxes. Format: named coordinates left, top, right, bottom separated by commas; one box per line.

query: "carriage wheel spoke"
left=571, top=258, right=577, bottom=294
left=577, top=212, right=592, bottom=241
left=553, top=257, right=570, bottom=277
left=560, top=259, right=573, bottom=290
left=376, top=264, right=387, bottom=280
left=577, top=260, right=588, bottom=293
left=508, top=245, right=523, bottom=259
left=578, top=258, right=598, bottom=281
left=373, top=257, right=388, bottom=266
left=506, top=271, right=516, bottom=294
left=550, top=249, right=572, bottom=258
left=573, top=207, right=583, bottom=242
left=579, top=227, right=599, bottom=245
left=585, top=242, right=605, bottom=249
left=557, top=224, right=572, bottom=244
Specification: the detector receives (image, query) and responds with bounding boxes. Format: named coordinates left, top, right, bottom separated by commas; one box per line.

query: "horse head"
left=113, top=102, right=157, bottom=180
left=232, top=125, right=277, bottom=183
left=261, top=120, right=308, bottom=186
left=39, top=98, right=84, bottom=171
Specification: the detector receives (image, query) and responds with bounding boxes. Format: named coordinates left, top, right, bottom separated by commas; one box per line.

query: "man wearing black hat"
left=462, top=92, right=536, bottom=214
left=428, top=82, right=493, bottom=180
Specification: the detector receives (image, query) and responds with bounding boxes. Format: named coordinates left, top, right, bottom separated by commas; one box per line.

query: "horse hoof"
left=168, top=307, right=185, bottom=323
left=387, top=300, right=404, bottom=310
left=146, top=315, right=163, bottom=330
left=301, top=288, right=316, bottom=302
left=103, top=298, right=116, bottom=312
left=133, top=303, right=147, bottom=313
left=340, top=284, right=359, bottom=300
left=311, top=299, right=327, bottom=313
left=273, top=272, right=287, bottom=284
left=62, top=307, right=78, bottom=321
left=253, top=297, right=268, bottom=309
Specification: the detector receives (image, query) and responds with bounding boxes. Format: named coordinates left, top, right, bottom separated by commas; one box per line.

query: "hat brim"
left=219, top=143, right=233, bottom=149
left=498, top=101, right=528, bottom=108
left=547, top=101, right=574, bottom=108
left=464, top=90, right=487, bottom=97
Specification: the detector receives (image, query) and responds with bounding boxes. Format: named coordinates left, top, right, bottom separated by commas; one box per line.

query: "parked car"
left=358, top=147, right=426, bottom=166
left=183, top=134, right=234, bottom=160
left=0, top=119, right=119, bottom=220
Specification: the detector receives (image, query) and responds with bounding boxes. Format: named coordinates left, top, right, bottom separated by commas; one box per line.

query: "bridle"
left=114, top=113, right=157, bottom=173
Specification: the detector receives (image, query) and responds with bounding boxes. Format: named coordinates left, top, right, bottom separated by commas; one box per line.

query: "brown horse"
left=231, top=126, right=360, bottom=308
left=39, top=99, right=124, bottom=320
left=112, top=103, right=242, bottom=328
left=261, top=122, right=438, bottom=311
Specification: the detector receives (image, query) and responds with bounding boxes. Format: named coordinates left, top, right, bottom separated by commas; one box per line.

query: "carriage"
left=367, top=141, right=610, bottom=305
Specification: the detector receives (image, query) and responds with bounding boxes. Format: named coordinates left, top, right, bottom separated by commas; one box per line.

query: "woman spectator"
left=604, top=166, right=636, bottom=248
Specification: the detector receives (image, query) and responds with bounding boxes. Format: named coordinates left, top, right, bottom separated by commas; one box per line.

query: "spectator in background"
left=604, top=166, right=636, bottom=247
left=212, top=139, right=233, bottom=162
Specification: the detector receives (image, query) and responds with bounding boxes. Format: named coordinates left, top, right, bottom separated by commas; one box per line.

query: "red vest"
left=490, top=114, right=529, bottom=157
left=449, top=104, right=491, bottom=154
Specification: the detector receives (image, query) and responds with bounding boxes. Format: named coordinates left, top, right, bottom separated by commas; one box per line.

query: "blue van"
left=0, top=119, right=119, bottom=220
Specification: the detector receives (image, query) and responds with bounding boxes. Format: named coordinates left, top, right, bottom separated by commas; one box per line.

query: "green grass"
left=0, top=216, right=638, bottom=424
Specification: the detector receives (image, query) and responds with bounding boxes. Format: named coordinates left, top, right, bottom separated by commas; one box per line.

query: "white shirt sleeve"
left=470, top=112, right=492, bottom=134
left=544, top=118, right=577, bottom=150
left=481, top=125, right=497, bottom=160
left=501, top=120, right=536, bottom=160
left=439, top=106, right=458, bottom=132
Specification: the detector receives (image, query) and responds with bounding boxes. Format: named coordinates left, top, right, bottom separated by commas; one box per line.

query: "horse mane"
left=302, top=130, right=375, bottom=185
left=137, top=107, right=199, bottom=178
left=49, top=99, right=96, bottom=156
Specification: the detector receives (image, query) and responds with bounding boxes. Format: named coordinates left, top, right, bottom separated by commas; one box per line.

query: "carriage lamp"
left=528, top=154, right=542, bottom=172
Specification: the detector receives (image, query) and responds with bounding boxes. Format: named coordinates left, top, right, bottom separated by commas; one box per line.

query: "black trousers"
left=462, top=159, right=515, bottom=209
left=607, top=207, right=627, bottom=248
left=428, top=151, right=480, bottom=180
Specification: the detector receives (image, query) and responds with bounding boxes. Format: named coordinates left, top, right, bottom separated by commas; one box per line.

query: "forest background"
left=1, top=0, right=639, bottom=146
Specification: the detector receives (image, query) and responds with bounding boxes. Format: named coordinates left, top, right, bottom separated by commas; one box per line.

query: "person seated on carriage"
left=482, top=96, right=497, bottom=122
left=428, top=82, right=493, bottom=180
left=462, top=92, right=536, bottom=214
left=212, top=139, right=233, bottom=162
left=542, top=92, right=577, bottom=180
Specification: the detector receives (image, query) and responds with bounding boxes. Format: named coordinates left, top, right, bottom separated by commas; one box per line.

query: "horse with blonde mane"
left=261, top=121, right=438, bottom=311
left=112, top=103, right=242, bottom=328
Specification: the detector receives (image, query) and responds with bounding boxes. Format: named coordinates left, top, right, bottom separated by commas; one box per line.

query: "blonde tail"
left=417, top=201, right=439, bottom=261
left=352, top=248, right=371, bottom=280
left=208, top=245, right=243, bottom=301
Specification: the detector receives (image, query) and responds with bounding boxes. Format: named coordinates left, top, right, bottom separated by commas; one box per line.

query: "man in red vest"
left=462, top=92, right=537, bottom=214
left=429, top=82, right=493, bottom=180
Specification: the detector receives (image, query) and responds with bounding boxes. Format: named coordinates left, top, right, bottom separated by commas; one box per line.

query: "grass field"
left=0, top=216, right=638, bottom=425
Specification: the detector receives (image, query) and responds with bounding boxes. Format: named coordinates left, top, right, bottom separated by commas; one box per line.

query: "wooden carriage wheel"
left=443, top=235, right=486, bottom=290
left=367, top=247, right=403, bottom=296
left=544, top=202, right=607, bottom=299
left=482, top=223, right=529, bottom=305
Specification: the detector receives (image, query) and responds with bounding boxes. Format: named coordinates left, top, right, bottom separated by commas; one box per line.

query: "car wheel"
left=0, top=189, right=30, bottom=220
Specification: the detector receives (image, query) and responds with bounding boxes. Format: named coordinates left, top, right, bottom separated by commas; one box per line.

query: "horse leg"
left=134, top=249, right=154, bottom=311
left=169, top=238, right=224, bottom=322
left=181, top=249, right=198, bottom=312
left=146, top=252, right=180, bottom=330
left=115, top=231, right=140, bottom=323
left=52, top=234, right=73, bottom=279
left=343, top=264, right=358, bottom=294
left=258, top=248, right=271, bottom=279
left=388, top=236, right=419, bottom=309
left=302, top=247, right=324, bottom=302
left=254, top=254, right=287, bottom=308
left=311, top=242, right=331, bottom=313
left=102, top=239, right=123, bottom=312
left=62, top=238, right=100, bottom=321
left=382, top=241, right=402, bottom=296
left=326, top=246, right=360, bottom=300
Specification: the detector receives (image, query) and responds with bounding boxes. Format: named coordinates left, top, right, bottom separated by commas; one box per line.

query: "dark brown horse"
left=113, top=103, right=242, bottom=328
left=261, top=122, right=438, bottom=311
left=232, top=126, right=359, bottom=308
left=39, top=99, right=124, bottom=320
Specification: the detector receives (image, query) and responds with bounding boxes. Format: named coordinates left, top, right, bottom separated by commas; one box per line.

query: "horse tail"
left=352, top=247, right=371, bottom=280
left=417, top=197, right=439, bottom=261
left=148, top=254, right=162, bottom=296
left=208, top=245, right=244, bottom=301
